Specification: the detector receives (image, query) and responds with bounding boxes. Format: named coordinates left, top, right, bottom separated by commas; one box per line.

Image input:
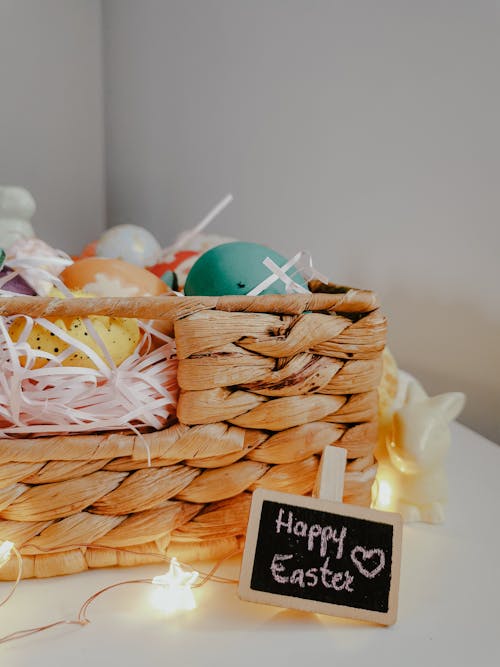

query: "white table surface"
left=1, top=422, right=499, bottom=667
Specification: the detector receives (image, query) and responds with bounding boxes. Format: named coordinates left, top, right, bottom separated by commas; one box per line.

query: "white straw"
left=246, top=252, right=311, bottom=296
left=163, top=193, right=234, bottom=257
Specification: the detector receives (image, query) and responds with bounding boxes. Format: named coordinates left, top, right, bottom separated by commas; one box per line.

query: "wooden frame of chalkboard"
left=238, top=488, right=402, bottom=625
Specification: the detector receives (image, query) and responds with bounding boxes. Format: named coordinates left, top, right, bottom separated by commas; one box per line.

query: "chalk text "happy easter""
left=270, top=507, right=354, bottom=591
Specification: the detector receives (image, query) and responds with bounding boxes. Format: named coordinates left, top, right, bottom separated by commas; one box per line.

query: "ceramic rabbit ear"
left=404, top=377, right=428, bottom=405
left=426, top=392, right=466, bottom=423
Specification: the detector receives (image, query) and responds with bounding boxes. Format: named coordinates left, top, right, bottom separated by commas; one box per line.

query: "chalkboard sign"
left=239, top=488, right=402, bottom=625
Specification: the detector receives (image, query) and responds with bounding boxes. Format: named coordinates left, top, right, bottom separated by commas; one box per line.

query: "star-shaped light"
left=151, top=557, right=199, bottom=614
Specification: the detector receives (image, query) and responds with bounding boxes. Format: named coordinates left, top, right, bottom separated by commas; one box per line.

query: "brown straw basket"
left=0, top=282, right=386, bottom=579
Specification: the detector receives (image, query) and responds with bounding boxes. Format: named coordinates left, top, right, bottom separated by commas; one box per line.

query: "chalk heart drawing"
left=350, top=547, right=386, bottom=579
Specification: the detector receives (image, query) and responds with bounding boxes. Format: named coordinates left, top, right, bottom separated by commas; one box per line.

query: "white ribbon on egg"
left=246, top=251, right=330, bottom=297
left=293, top=251, right=330, bottom=285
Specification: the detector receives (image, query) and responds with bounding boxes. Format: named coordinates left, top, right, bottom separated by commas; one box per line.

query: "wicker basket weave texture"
left=0, top=286, right=386, bottom=579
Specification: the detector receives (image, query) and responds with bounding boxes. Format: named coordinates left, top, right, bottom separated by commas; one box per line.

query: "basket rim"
left=0, top=288, right=379, bottom=323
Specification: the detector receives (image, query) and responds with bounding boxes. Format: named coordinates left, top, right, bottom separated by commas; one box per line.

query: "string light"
left=0, top=540, right=23, bottom=611
left=0, top=543, right=239, bottom=646
left=376, top=480, right=393, bottom=509
left=151, top=557, right=199, bottom=614
left=372, top=465, right=400, bottom=513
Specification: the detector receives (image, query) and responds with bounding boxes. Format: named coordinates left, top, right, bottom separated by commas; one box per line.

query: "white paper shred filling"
left=0, top=315, right=178, bottom=437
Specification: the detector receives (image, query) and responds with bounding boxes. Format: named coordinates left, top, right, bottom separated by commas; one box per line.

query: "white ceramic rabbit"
left=374, top=373, right=465, bottom=523
left=0, top=186, right=35, bottom=250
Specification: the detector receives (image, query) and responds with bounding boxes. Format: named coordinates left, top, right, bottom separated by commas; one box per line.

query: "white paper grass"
left=0, top=315, right=177, bottom=437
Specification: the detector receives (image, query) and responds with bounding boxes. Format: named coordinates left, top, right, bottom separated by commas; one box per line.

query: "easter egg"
left=0, top=250, right=36, bottom=295
left=8, top=289, right=141, bottom=369
left=0, top=267, right=36, bottom=295
left=60, top=257, right=170, bottom=297
left=151, top=233, right=235, bottom=291
left=79, top=239, right=98, bottom=259
left=96, top=225, right=162, bottom=267
left=184, top=242, right=308, bottom=296
left=7, top=237, right=73, bottom=296
left=159, top=270, right=178, bottom=291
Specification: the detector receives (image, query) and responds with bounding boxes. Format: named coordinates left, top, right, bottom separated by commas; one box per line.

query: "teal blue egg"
left=160, top=269, right=178, bottom=291
left=184, top=242, right=308, bottom=296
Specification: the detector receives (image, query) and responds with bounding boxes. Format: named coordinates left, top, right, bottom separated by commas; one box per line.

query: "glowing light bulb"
left=151, top=557, right=198, bottom=614
left=0, top=541, right=14, bottom=569
left=377, top=480, right=393, bottom=509
left=372, top=463, right=400, bottom=512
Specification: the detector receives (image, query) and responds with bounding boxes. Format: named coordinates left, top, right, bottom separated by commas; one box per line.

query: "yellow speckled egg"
left=9, top=288, right=141, bottom=369
left=60, top=257, right=170, bottom=297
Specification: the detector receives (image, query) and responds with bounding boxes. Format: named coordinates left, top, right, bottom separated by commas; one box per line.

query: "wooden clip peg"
left=312, top=446, right=347, bottom=502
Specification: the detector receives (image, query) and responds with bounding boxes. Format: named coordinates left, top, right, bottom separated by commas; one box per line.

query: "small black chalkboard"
left=239, top=488, right=402, bottom=625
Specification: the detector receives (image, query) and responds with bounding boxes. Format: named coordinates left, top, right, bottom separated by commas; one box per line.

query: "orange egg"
left=61, top=257, right=169, bottom=297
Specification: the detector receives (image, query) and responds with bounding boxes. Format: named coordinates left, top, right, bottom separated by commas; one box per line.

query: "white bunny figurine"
left=375, top=375, right=465, bottom=523
left=0, top=186, right=36, bottom=250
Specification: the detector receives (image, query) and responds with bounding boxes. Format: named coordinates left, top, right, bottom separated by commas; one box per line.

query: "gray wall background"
left=1, top=1, right=499, bottom=443
left=0, top=0, right=105, bottom=252
left=103, top=0, right=500, bottom=444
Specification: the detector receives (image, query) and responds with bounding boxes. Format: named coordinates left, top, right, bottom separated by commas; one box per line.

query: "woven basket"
left=0, top=283, right=386, bottom=579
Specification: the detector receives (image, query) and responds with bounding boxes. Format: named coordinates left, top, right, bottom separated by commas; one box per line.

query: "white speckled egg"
left=96, top=224, right=162, bottom=267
